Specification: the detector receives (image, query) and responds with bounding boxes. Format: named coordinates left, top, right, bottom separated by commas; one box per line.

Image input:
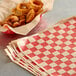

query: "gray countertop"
left=0, top=0, right=76, bottom=76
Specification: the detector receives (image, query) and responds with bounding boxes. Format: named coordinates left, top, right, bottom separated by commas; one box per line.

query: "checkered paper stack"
left=5, top=16, right=76, bottom=76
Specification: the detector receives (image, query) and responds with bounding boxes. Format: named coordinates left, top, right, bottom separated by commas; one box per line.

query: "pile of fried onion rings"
left=12, top=0, right=43, bottom=23
left=0, top=0, right=43, bottom=27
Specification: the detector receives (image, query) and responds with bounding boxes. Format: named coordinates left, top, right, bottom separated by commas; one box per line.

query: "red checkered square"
left=33, top=35, right=41, bottom=40
left=39, top=48, right=47, bottom=52
left=54, top=26, right=61, bottom=31
left=43, top=31, right=51, bottom=36
left=42, top=37, right=50, bottom=41
left=37, top=53, right=45, bottom=58
left=30, top=47, right=37, bottom=52
left=44, top=65, right=52, bottom=70
left=31, top=42, right=39, bottom=46
left=36, top=59, right=44, bottom=64
left=41, top=42, right=48, bottom=47
left=64, top=21, right=71, bottom=26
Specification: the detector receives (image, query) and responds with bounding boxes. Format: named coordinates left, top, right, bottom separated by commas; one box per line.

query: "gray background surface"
left=0, top=0, right=76, bottom=76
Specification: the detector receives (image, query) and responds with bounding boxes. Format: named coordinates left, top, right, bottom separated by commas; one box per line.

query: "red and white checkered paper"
left=5, top=40, right=49, bottom=76
left=5, top=16, right=76, bottom=76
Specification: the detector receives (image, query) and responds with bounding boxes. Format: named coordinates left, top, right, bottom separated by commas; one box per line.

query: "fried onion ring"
left=26, top=9, right=35, bottom=23
left=16, top=3, right=29, bottom=14
left=30, top=0, right=43, bottom=12
left=36, top=8, right=43, bottom=15
left=12, top=8, right=23, bottom=16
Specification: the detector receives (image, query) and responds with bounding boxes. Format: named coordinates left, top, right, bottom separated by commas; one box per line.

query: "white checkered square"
left=59, top=24, right=66, bottom=29
left=48, top=69, right=56, bottom=74
left=69, top=63, right=76, bottom=68
left=39, top=62, right=47, bottom=67
left=71, top=52, right=76, bottom=56
left=51, top=57, right=58, bottom=61
left=60, top=63, right=67, bottom=68
left=46, top=40, right=54, bottom=44
left=74, top=42, right=76, bottom=45
left=39, top=33, right=46, bottom=38
left=45, top=45, right=52, bottom=50
left=32, top=56, right=40, bottom=60
left=68, top=70, right=76, bottom=75
left=43, top=51, right=50, bottom=55
left=69, top=19, right=76, bottom=24
left=72, top=47, right=76, bottom=51
left=55, top=40, right=63, bottom=45
left=70, top=58, right=76, bottom=62
left=62, top=51, right=69, bottom=56
left=58, top=30, right=65, bottom=34
left=48, top=34, right=55, bottom=39
left=49, top=63, right=57, bottom=67
left=24, top=50, right=32, bottom=54
left=53, top=51, right=60, bottom=56
left=63, top=46, right=71, bottom=50
left=18, top=40, right=25, bottom=46
left=54, top=46, right=61, bottom=50
left=61, top=57, right=68, bottom=62
left=67, top=30, right=74, bottom=34
left=49, top=29, right=56, bottom=33
left=66, top=35, right=73, bottom=40
left=42, top=56, right=49, bottom=61
left=28, top=37, right=35, bottom=42
left=37, top=39, right=44, bottom=44
left=34, top=50, right=41, bottom=55
left=26, top=44, right=34, bottom=48
left=36, top=45, right=43, bottom=49
left=68, top=25, right=75, bottom=29
left=57, top=35, right=64, bottom=39
left=58, top=69, right=65, bottom=74
left=64, top=41, right=72, bottom=45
